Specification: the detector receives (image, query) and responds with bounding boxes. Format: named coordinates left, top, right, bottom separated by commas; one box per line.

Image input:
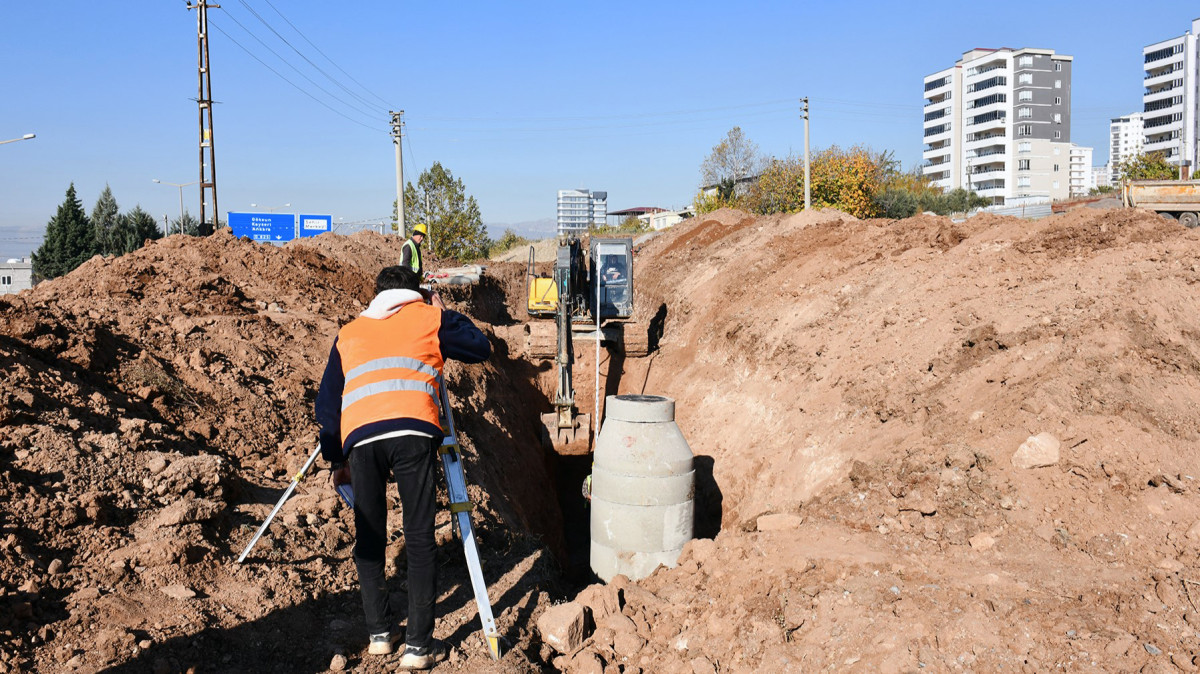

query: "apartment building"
left=1068, top=144, right=1095, bottom=197
left=1109, top=113, right=1145, bottom=183
left=923, top=47, right=1073, bottom=205
left=1142, top=18, right=1199, bottom=170
left=556, top=189, right=607, bottom=234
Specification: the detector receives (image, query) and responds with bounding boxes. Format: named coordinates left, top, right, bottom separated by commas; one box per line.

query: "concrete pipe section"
left=590, top=394, right=694, bottom=582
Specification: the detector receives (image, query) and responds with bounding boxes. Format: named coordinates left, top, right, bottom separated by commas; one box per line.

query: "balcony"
left=1146, top=81, right=1181, bottom=97
left=968, top=93, right=1007, bottom=110
left=924, top=76, right=951, bottom=92
left=1145, top=96, right=1181, bottom=113
left=1145, top=62, right=1183, bottom=80
left=923, top=144, right=951, bottom=159
left=965, top=130, right=1006, bottom=145
left=966, top=76, right=1006, bottom=93
left=924, top=123, right=952, bottom=138
left=924, top=108, right=949, bottom=122
left=925, top=91, right=951, bottom=106
left=1145, top=44, right=1183, bottom=64
left=969, top=147, right=1007, bottom=158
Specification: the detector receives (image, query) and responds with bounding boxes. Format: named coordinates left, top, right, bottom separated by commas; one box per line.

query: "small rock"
left=47, top=559, right=64, bottom=575
left=1145, top=643, right=1162, bottom=656
left=139, top=639, right=153, bottom=649
left=329, top=654, right=347, bottom=671
left=146, top=457, right=169, bottom=475
left=328, top=619, right=351, bottom=632
left=691, top=656, right=717, bottom=674
left=968, top=533, right=996, bottom=551
left=1012, top=433, right=1060, bottom=469
left=756, top=513, right=804, bottom=532
left=160, top=584, right=197, bottom=600
left=613, top=630, right=646, bottom=656
left=537, top=601, right=587, bottom=655
left=566, top=651, right=604, bottom=674
left=65, top=655, right=83, bottom=669
left=1186, top=521, right=1200, bottom=542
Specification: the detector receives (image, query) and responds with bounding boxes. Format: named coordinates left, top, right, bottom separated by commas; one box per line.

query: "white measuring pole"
left=594, top=259, right=602, bottom=446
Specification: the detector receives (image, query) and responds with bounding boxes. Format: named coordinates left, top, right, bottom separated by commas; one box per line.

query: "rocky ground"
left=4, top=206, right=1200, bottom=673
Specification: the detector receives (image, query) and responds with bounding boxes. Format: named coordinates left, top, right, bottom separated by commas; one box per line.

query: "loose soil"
left=4, top=207, right=1200, bottom=673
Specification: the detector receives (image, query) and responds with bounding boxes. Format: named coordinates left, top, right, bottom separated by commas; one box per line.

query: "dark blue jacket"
left=315, top=307, right=490, bottom=464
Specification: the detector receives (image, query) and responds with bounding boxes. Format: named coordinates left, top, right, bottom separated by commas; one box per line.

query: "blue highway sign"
left=229, top=212, right=296, bottom=242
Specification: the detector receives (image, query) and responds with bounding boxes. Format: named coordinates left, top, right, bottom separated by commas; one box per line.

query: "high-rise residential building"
left=1092, top=166, right=1112, bottom=189
left=1068, top=144, right=1094, bottom=197
left=1142, top=18, right=1199, bottom=170
left=556, top=189, right=607, bottom=234
left=1109, top=113, right=1145, bottom=183
left=923, top=47, right=1073, bottom=206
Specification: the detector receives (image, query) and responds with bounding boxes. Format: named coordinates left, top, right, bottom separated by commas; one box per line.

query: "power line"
left=210, top=23, right=387, bottom=133
left=213, top=11, right=382, bottom=124
left=236, top=0, right=390, bottom=116
left=260, top=0, right=396, bottom=111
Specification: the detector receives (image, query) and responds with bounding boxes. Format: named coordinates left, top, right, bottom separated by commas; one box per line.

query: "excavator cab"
left=591, top=238, right=634, bottom=319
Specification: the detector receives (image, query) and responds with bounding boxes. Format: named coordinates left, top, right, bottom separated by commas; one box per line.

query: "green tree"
left=172, top=211, right=201, bottom=237
left=91, top=184, right=120, bottom=256
left=107, top=205, right=162, bottom=255
left=488, top=228, right=530, bottom=257
left=32, top=183, right=98, bottom=279
left=400, top=162, right=489, bottom=261
left=700, top=126, right=765, bottom=188
left=1118, top=152, right=1177, bottom=182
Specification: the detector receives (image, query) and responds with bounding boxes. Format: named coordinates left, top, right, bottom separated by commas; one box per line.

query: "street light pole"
left=0, top=133, right=36, bottom=146
left=153, top=179, right=200, bottom=234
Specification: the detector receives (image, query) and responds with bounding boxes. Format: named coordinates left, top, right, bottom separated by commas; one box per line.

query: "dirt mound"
left=554, top=206, right=1200, bottom=672
left=9, top=204, right=1200, bottom=673
left=0, top=231, right=560, bottom=673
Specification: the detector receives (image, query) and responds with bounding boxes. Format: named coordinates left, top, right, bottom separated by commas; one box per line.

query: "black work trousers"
left=348, top=434, right=440, bottom=647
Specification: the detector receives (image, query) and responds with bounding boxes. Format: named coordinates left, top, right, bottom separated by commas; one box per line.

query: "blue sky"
left=0, top=1, right=1194, bottom=258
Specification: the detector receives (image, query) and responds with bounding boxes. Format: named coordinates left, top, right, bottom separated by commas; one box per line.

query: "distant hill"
left=485, top=217, right=555, bottom=241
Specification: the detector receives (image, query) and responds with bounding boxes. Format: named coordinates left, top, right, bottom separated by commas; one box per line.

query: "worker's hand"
left=331, top=464, right=351, bottom=488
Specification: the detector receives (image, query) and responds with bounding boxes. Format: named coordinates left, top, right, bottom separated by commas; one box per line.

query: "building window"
left=1053, top=181, right=1060, bottom=189
left=1018, top=141, right=1031, bottom=153
left=1018, top=177, right=1031, bottom=187
left=1054, top=80, right=1062, bottom=88
left=1019, top=90, right=1033, bottom=101
left=1018, top=159, right=1031, bottom=170
left=1019, top=107, right=1032, bottom=118
left=1053, top=164, right=1060, bottom=171
left=1055, top=63, right=1062, bottom=72
left=1, top=276, right=8, bottom=285
left=1054, top=96, right=1062, bottom=105
left=1019, top=124, right=1032, bottom=135
left=1053, top=130, right=1061, bottom=139
left=1019, top=73, right=1033, bottom=84
left=1019, top=55, right=1033, bottom=66
left=1053, top=113, right=1062, bottom=123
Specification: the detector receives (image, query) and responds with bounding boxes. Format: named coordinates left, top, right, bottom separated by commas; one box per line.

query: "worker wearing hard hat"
left=401, top=223, right=427, bottom=279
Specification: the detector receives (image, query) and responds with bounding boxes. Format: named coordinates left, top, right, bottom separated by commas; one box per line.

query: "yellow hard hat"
left=412, top=223, right=428, bottom=236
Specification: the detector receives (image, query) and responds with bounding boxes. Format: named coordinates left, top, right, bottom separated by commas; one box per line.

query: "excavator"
left=524, top=234, right=648, bottom=453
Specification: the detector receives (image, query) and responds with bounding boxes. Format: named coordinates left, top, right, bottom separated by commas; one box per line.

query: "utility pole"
left=188, top=0, right=219, bottom=236
left=801, top=97, right=811, bottom=210
left=391, top=111, right=405, bottom=236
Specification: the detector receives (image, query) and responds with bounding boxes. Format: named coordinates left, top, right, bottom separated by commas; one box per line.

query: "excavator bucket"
left=541, top=412, right=591, bottom=455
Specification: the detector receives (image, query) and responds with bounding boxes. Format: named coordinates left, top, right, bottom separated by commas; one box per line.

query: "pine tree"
left=108, top=205, right=162, bottom=255
left=91, top=184, right=120, bottom=256
left=32, top=183, right=98, bottom=279
left=401, top=162, right=489, bottom=261
left=172, top=211, right=201, bottom=236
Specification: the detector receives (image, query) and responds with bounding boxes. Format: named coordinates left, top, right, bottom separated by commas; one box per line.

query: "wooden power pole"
left=189, top=0, right=220, bottom=236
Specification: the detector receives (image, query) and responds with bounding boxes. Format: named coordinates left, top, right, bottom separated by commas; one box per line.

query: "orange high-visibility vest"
left=337, top=301, right=444, bottom=445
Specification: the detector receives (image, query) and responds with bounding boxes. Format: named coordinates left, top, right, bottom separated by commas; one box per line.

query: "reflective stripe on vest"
left=404, top=238, right=421, bottom=272
left=337, top=301, right=443, bottom=445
